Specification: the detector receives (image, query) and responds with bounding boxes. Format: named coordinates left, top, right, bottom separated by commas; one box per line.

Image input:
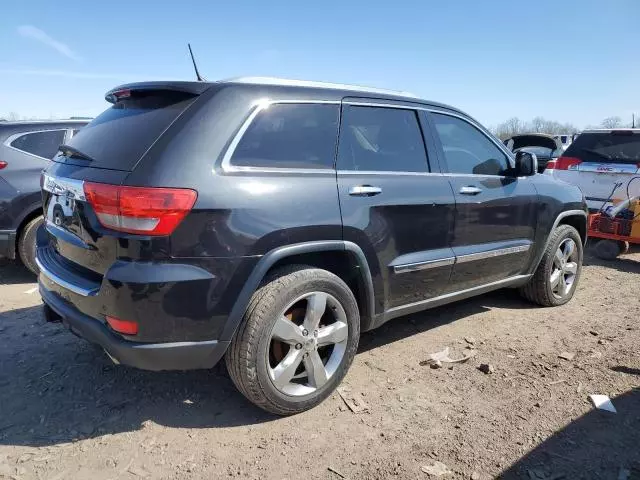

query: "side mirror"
left=514, top=151, right=538, bottom=176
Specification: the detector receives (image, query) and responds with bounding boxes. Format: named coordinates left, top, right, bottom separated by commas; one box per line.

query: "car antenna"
left=188, top=43, right=205, bottom=82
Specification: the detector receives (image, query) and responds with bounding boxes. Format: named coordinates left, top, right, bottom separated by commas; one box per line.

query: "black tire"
left=226, top=265, right=360, bottom=416
left=520, top=224, right=583, bottom=307
left=18, top=216, right=43, bottom=275
left=594, top=239, right=622, bottom=260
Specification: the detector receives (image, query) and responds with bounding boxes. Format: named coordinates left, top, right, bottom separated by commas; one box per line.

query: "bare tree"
left=601, top=116, right=622, bottom=128
left=530, top=117, right=546, bottom=133
left=492, top=117, right=579, bottom=140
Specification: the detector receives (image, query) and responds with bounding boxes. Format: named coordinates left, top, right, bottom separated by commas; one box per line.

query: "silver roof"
left=223, top=76, right=419, bottom=99
left=580, top=128, right=640, bottom=133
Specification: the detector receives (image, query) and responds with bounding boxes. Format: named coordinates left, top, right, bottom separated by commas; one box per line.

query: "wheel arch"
left=221, top=241, right=376, bottom=341
left=13, top=202, right=43, bottom=260
left=529, top=209, right=587, bottom=274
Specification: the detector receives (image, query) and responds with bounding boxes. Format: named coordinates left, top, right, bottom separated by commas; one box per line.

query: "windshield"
left=564, top=132, right=640, bottom=164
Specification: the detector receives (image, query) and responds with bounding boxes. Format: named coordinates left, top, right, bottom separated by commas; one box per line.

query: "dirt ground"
left=1, top=246, right=639, bottom=480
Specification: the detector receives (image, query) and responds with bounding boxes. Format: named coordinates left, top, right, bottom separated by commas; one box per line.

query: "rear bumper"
left=40, top=285, right=229, bottom=371
left=0, top=230, right=16, bottom=259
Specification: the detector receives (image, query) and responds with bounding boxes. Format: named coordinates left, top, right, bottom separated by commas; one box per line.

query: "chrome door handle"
left=459, top=186, right=482, bottom=195
left=349, top=185, right=382, bottom=196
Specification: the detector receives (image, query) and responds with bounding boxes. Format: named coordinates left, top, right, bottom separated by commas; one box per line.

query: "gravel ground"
left=0, top=247, right=639, bottom=480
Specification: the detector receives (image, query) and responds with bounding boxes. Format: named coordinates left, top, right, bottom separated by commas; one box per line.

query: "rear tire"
left=18, top=216, right=43, bottom=275
left=594, top=239, right=622, bottom=260
left=226, top=265, right=360, bottom=416
left=520, top=224, right=583, bottom=307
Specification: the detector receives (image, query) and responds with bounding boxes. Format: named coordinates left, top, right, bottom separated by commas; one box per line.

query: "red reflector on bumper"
left=106, top=316, right=138, bottom=335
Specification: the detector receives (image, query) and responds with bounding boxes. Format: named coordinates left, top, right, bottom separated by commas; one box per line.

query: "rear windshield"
left=515, top=146, right=562, bottom=158
left=54, top=91, right=197, bottom=171
left=564, top=132, right=640, bottom=164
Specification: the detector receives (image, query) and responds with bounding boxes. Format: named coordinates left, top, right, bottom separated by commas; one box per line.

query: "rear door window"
left=564, top=132, right=640, bottom=164
left=57, top=91, right=198, bottom=171
left=230, top=103, right=339, bottom=169
left=337, top=106, right=429, bottom=172
left=431, top=113, right=509, bottom=176
left=10, top=130, right=66, bottom=159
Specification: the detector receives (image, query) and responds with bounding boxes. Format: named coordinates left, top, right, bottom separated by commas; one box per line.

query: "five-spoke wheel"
left=226, top=266, right=359, bottom=415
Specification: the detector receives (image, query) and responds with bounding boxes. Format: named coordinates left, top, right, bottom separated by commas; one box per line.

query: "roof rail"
left=222, top=76, right=419, bottom=99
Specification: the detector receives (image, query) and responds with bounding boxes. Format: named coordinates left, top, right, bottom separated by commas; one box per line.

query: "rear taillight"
left=106, top=315, right=138, bottom=335
left=546, top=156, right=582, bottom=170
left=83, top=183, right=197, bottom=235
left=0, top=161, right=7, bottom=170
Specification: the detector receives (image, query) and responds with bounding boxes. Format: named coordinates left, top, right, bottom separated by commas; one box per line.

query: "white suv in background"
left=544, top=129, right=640, bottom=211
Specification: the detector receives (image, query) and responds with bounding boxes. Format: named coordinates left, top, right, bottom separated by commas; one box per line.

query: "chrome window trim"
left=455, top=244, right=531, bottom=264
left=220, top=99, right=340, bottom=174
left=220, top=98, right=513, bottom=176
left=393, top=257, right=455, bottom=274
left=3, top=128, right=68, bottom=162
left=425, top=108, right=516, bottom=169
left=342, top=101, right=515, bottom=173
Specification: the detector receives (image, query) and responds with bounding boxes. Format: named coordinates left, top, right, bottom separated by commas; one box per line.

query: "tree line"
left=491, top=115, right=636, bottom=140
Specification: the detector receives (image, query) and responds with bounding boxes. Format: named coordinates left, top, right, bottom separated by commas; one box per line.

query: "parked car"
left=504, top=134, right=564, bottom=172
left=37, top=77, right=588, bottom=415
left=0, top=120, right=88, bottom=273
left=545, top=129, right=640, bottom=211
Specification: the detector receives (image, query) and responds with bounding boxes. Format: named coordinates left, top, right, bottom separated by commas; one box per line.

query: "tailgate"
left=41, top=167, right=130, bottom=275
left=41, top=83, right=207, bottom=275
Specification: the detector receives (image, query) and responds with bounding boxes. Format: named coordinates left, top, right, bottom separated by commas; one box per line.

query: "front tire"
left=18, top=216, right=44, bottom=275
left=226, top=265, right=360, bottom=415
left=520, top=224, right=583, bottom=307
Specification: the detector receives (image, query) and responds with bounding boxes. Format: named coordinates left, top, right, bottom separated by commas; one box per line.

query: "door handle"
left=349, top=185, right=382, bottom=196
left=459, top=186, right=482, bottom=195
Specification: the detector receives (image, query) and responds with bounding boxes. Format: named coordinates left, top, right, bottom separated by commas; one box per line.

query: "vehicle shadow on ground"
left=0, top=288, right=537, bottom=448
left=359, top=288, right=532, bottom=353
left=584, top=245, right=640, bottom=275
left=0, top=259, right=36, bottom=286
left=0, top=306, right=276, bottom=449
left=500, top=388, right=640, bottom=479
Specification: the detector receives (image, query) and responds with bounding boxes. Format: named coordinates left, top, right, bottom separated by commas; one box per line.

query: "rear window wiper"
left=580, top=148, right=612, bottom=161
left=59, top=144, right=95, bottom=162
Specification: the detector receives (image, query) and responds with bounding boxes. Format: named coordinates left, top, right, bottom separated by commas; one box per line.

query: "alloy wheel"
left=267, top=292, right=349, bottom=396
left=550, top=238, right=578, bottom=299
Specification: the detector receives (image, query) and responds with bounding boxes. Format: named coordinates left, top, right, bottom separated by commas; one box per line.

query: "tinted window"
left=57, top=91, right=198, bottom=171
left=432, top=114, right=509, bottom=175
left=338, top=106, right=428, bottom=172
left=230, top=104, right=339, bottom=169
left=10, top=130, right=65, bottom=159
left=564, top=132, right=640, bottom=164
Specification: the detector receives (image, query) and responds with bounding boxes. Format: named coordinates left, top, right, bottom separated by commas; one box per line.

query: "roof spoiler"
left=104, top=81, right=211, bottom=103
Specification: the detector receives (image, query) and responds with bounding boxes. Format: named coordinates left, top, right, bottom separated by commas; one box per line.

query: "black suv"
left=37, top=78, right=587, bottom=415
left=0, top=120, right=88, bottom=273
